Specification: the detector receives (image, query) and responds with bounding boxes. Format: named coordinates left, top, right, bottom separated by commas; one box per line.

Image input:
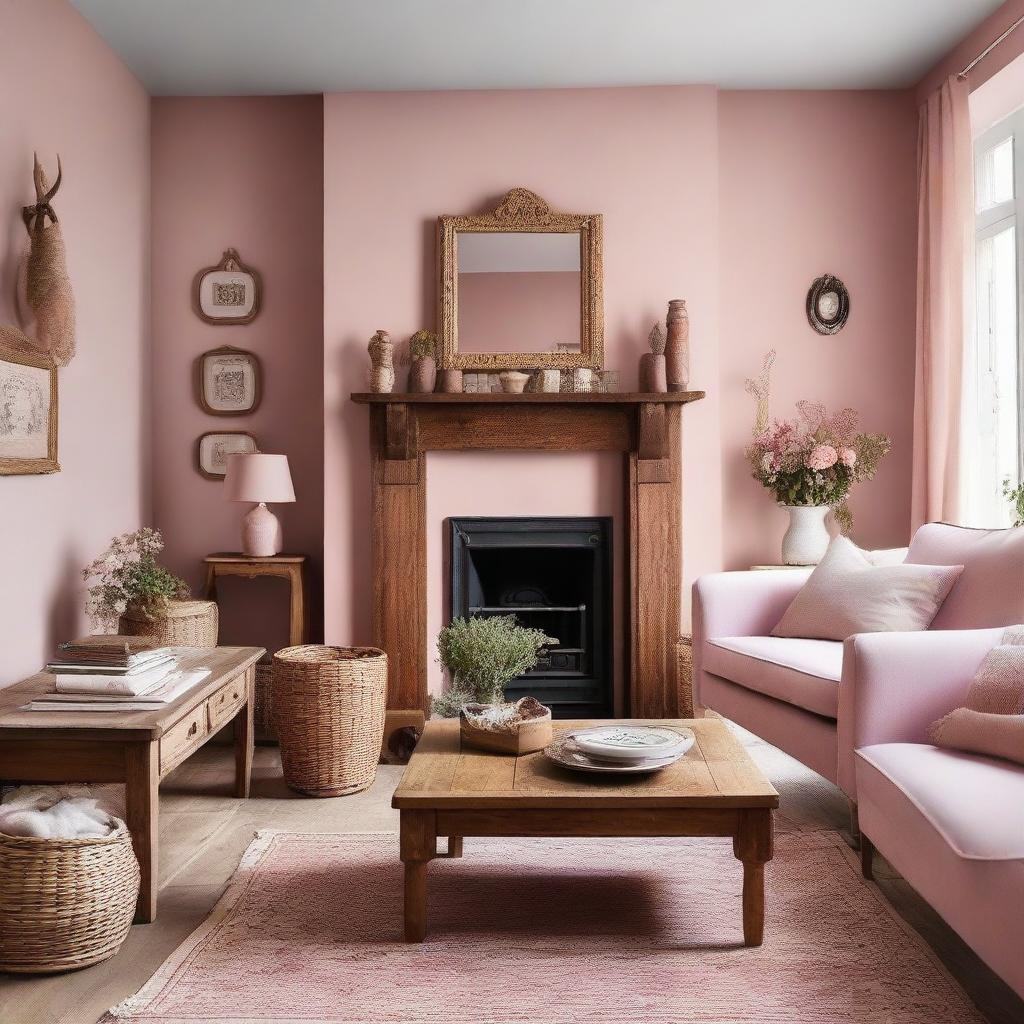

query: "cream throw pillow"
left=772, top=536, right=963, bottom=641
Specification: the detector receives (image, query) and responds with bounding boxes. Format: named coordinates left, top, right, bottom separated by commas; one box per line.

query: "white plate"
left=573, top=725, right=694, bottom=763
left=544, top=733, right=688, bottom=774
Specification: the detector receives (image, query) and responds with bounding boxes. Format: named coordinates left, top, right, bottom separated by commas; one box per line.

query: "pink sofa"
left=692, top=523, right=1024, bottom=799
left=856, top=684, right=1024, bottom=999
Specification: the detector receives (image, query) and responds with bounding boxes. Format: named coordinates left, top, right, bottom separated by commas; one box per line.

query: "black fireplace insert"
left=448, top=516, right=612, bottom=717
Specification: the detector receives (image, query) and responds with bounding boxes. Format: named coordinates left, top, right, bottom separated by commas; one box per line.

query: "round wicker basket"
left=272, top=645, right=387, bottom=797
left=0, top=820, right=141, bottom=974
left=254, top=660, right=277, bottom=742
left=119, top=599, right=218, bottom=647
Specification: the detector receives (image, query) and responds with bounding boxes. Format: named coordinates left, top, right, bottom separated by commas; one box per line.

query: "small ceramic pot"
left=409, top=356, right=437, bottom=393
left=537, top=369, right=561, bottom=393
left=639, top=352, right=668, bottom=392
left=438, top=369, right=463, bottom=394
left=596, top=369, right=619, bottom=393
left=499, top=371, right=530, bottom=394
left=570, top=368, right=593, bottom=393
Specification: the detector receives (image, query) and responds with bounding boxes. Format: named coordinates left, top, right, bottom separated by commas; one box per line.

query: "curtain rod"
left=958, top=13, right=1024, bottom=79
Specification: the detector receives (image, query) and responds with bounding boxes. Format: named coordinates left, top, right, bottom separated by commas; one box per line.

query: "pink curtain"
left=911, top=75, right=974, bottom=530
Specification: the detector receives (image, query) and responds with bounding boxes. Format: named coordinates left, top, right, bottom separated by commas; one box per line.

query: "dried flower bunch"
left=83, top=527, right=190, bottom=628
left=746, top=401, right=891, bottom=532
left=432, top=614, right=557, bottom=718
left=407, top=329, right=437, bottom=362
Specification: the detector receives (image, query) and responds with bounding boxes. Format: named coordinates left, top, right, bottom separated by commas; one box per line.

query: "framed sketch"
left=0, top=347, right=59, bottom=476
left=195, top=345, right=262, bottom=415
left=806, top=273, right=850, bottom=335
left=196, top=430, right=258, bottom=480
left=192, top=248, right=262, bottom=325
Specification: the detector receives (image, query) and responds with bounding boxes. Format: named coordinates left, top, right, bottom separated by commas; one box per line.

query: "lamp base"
left=241, top=502, right=283, bottom=557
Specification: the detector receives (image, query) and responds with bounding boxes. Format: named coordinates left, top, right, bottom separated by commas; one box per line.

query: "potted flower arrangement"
left=406, top=329, right=438, bottom=394
left=745, top=401, right=891, bottom=564
left=432, top=614, right=557, bottom=753
left=82, top=528, right=218, bottom=646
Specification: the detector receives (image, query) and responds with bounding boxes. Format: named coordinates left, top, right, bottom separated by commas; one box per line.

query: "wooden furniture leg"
left=233, top=672, right=255, bottom=799
left=400, top=810, right=435, bottom=942
left=125, top=741, right=159, bottom=923
left=733, top=808, right=773, bottom=947
left=446, top=836, right=463, bottom=858
left=860, top=833, right=875, bottom=880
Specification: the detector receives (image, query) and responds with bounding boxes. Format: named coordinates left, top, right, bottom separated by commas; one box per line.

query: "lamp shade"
left=224, top=453, right=295, bottom=504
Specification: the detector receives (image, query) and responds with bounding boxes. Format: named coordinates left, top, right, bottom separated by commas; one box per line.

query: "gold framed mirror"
left=438, top=188, right=603, bottom=370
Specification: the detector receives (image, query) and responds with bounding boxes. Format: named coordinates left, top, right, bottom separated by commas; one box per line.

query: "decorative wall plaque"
left=195, top=345, right=262, bottom=415
left=806, top=274, right=850, bottom=335
left=193, top=248, right=262, bottom=325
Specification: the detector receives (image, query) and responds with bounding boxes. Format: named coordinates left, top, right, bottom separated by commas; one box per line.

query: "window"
left=968, top=112, right=1024, bottom=527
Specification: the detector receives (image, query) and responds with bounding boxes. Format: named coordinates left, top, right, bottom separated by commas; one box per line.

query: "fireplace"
left=449, top=517, right=612, bottom=717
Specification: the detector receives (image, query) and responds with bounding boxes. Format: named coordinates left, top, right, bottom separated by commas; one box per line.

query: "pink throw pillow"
left=772, top=536, right=963, bottom=641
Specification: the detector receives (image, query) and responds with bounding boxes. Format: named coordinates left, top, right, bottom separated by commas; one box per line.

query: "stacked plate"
left=544, top=725, right=694, bottom=775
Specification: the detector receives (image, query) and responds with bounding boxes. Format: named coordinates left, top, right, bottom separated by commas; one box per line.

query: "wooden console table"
left=0, top=646, right=263, bottom=923
left=203, top=553, right=309, bottom=648
left=351, top=391, right=704, bottom=730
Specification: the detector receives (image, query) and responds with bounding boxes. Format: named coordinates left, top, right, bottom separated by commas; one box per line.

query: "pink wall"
left=0, top=0, right=149, bottom=684
left=458, top=271, right=581, bottom=353
left=718, top=91, right=919, bottom=568
left=150, top=97, right=324, bottom=652
left=324, top=87, right=724, bottom=651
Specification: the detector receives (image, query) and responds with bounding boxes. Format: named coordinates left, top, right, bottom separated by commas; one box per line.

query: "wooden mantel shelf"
left=352, top=386, right=705, bottom=730
left=351, top=391, right=705, bottom=405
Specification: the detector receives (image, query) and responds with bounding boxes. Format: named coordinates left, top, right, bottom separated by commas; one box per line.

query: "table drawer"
left=207, top=678, right=247, bottom=731
left=160, top=704, right=209, bottom=774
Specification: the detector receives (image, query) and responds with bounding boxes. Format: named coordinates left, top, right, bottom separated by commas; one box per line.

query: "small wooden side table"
left=203, top=553, right=310, bottom=648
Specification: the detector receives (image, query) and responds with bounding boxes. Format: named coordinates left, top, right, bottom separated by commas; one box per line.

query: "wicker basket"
left=254, top=661, right=277, bottom=742
left=272, top=645, right=387, bottom=797
left=119, top=599, right=218, bottom=647
left=0, top=820, right=140, bottom=974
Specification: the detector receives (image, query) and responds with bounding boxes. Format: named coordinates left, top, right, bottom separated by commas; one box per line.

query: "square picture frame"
left=0, top=346, right=59, bottom=476
left=195, top=345, right=262, bottom=416
left=196, top=430, right=258, bottom=480
left=192, top=248, right=262, bottom=325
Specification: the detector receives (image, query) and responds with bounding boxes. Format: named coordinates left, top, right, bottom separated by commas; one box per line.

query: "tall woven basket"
left=119, top=599, right=218, bottom=647
left=0, top=821, right=140, bottom=973
left=272, top=645, right=387, bottom=797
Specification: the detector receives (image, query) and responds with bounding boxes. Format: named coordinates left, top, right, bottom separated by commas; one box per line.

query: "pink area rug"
left=102, top=831, right=983, bottom=1024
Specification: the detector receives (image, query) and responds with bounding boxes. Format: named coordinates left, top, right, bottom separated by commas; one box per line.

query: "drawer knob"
left=188, top=722, right=198, bottom=738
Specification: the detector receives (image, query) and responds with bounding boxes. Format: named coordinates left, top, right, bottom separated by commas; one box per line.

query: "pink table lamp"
left=224, top=453, right=295, bottom=557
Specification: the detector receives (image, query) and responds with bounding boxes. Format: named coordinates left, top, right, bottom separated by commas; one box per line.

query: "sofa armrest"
left=836, top=627, right=1003, bottom=797
left=692, top=570, right=810, bottom=710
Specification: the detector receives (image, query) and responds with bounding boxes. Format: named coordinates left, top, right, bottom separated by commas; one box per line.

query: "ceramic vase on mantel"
left=780, top=505, right=830, bottom=565
left=665, top=299, right=690, bottom=392
left=409, top=355, right=437, bottom=393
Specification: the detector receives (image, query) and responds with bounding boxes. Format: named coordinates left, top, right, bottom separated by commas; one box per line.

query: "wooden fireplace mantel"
left=351, top=390, right=705, bottom=731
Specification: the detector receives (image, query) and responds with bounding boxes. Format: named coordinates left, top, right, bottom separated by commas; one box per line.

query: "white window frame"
left=972, top=112, right=1024, bottom=513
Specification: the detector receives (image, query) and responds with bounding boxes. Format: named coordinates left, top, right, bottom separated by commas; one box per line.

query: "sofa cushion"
left=771, top=536, right=963, bottom=641
left=705, top=636, right=843, bottom=719
left=907, top=523, right=1024, bottom=630
left=857, top=742, right=1024, bottom=860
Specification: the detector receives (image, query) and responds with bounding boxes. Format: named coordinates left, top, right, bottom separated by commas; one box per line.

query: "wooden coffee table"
left=392, top=718, right=779, bottom=945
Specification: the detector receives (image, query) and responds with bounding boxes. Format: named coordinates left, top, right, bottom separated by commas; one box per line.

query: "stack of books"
left=27, top=636, right=208, bottom=712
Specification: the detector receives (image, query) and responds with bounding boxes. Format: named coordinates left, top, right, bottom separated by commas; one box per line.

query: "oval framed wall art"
left=806, top=273, right=850, bottom=335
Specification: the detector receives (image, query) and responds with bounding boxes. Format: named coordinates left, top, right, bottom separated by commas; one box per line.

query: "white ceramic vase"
left=780, top=504, right=830, bottom=565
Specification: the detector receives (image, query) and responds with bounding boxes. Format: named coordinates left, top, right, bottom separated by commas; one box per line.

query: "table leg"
left=447, top=836, right=463, bottom=858
left=400, top=811, right=436, bottom=942
left=733, top=808, right=773, bottom=947
left=233, top=669, right=255, bottom=799
left=125, top=741, right=159, bottom=923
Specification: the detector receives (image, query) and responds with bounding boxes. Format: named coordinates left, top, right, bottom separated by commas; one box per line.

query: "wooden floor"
left=2, top=726, right=1022, bottom=1024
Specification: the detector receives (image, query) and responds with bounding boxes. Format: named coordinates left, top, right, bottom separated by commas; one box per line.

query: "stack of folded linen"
left=26, top=635, right=209, bottom=712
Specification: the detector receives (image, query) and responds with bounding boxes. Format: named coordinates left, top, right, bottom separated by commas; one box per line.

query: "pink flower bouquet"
left=745, top=402, right=891, bottom=531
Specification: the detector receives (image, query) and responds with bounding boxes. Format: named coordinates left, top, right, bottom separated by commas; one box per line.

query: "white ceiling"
left=70, top=0, right=1004, bottom=96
